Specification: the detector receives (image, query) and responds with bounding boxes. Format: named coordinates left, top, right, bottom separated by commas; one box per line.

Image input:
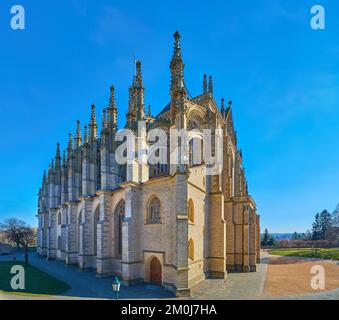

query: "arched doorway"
left=149, top=257, right=162, bottom=286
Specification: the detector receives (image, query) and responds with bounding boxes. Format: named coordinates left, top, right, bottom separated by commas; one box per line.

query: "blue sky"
left=0, top=0, right=338, bottom=232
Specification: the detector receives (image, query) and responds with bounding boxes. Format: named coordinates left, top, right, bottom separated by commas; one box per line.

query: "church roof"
left=157, top=102, right=170, bottom=117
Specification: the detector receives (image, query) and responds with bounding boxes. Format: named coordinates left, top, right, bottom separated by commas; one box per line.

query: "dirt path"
left=263, top=254, right=339, bottom=298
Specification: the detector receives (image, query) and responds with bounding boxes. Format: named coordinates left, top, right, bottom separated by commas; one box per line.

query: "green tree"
left=312, top=213, right=322, bottom=240
left=319, top=210, right=333, bottom=240
left=292, top=232, right=299, bottom=240
left=261, top=228, right=277, bottom=246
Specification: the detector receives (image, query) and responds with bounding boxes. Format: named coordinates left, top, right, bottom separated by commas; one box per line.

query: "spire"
left=55, top=142, right=61, bottom=167
left=203, top=74, right=207, bottom=93
left=107, top=86, right=117, bottom=132
left=67, top=132, right=73, bottom=160
left=170, top=31, right=186, bottom=94
left=89, top=104, right=98, bottom=140
left=135, top=60, right=143, bottom=88
left=109, top=85, right=116, bottom=108
left=208, top=76, right=213, bottom=94
left=75, top=120, right=82, bottom=147
left=134, top=60, right=145, bottom=120
left=148, top=105, right=151, bottom=117
left=126, top=60, right=145, bottom=128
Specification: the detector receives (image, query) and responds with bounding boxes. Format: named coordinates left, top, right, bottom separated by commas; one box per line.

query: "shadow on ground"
left=0, top=251, right=173, bottom=299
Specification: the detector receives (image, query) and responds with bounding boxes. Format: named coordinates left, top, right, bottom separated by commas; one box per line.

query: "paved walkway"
left=190, top=252, right=269, bottom=300
left=0, top=252, right=173, bottom=299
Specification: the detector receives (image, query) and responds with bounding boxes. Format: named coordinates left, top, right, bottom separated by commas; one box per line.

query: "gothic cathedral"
left=37, top=32, right=261, bottom=297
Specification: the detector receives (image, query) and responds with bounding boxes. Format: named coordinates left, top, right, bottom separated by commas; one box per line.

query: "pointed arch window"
left=58, top=212, right=61, bottom=225
left=115, top=200, right=125, bottom=257
left=148, top=197, right=161, bottom=224
left=57, top=236, right=62, bottom=250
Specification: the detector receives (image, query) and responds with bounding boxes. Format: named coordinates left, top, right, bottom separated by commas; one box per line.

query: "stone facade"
left=37, top=32, right=260, bottom=297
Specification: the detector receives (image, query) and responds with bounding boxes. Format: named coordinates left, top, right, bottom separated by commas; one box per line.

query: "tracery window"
left=148, top=197, right=161, bottom=224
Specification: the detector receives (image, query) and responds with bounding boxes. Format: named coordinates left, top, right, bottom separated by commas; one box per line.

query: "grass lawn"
left=0, top=261, right=70, bottom=296
left=269, top=248, right=339, bottom=261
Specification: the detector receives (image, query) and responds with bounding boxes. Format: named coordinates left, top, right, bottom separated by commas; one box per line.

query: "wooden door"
left=150, top=257, right=162, bottom=285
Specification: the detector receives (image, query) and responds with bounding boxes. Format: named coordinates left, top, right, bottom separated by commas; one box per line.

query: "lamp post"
left=112, top=276, right=121, bottom=300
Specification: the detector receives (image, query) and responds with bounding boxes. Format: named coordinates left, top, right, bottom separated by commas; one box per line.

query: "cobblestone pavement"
left=190, top=253, right=269, bottom=300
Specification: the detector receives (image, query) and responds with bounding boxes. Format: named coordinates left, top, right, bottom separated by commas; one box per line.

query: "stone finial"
left=228, top=100, right=233, bottom=108
left=203, top=74, right=207, bottom=93
left=170, top=31, right=185, bottom=95
left=173, top=31, right=181, bottom=58
left=75, top=120, right=82, bottom=147
left=208, top=75, right=213, bottom=94
left=90, top=104, right=96, bottom=124
left=135, top=60, right=143, bottom=87
left=55, top=142, right=61, bottom=167
left=56, top=142, right=61, bottom=158
left=108, top=86, right=118, bottom=132
left=67, top=132, right=73, bottom=160
left=171, top=31, right=182, bottom=63
left=90, top=104, right=98, bottom=140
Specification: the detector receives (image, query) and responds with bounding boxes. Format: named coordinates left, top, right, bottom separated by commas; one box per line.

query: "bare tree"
left=0, top=218, right=36, bottom=265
